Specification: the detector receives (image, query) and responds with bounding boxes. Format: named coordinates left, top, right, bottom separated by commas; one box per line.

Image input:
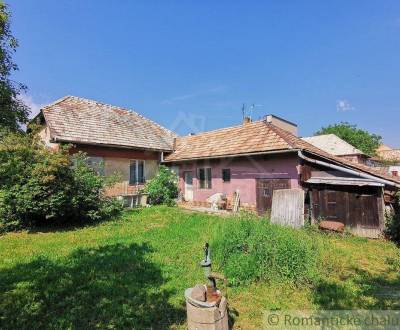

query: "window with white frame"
left=129, top=160, right=145, bottom=185
left=198, top=167, right=212, bottom=189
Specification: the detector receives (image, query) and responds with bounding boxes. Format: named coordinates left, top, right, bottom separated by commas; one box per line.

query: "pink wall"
left=171, top=153, right=300, bottom=206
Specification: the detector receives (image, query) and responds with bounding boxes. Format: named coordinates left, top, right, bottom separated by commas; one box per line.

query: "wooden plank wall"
left=310, top=186, right=383, bottom=229
left=271, top=189, right=305, bottom=229
left=256, top=179, right=290, bottom=215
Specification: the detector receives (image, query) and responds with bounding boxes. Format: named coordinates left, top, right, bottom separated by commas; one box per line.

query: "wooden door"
left=184, top=171, right=193, bottom=201
left=256, top=179, right=290, bottom=215
left=311, top=186, right=381, bottom=228
left=359, top=194, right=379, bottom=228
left=321, top=190, right=340, bottom=221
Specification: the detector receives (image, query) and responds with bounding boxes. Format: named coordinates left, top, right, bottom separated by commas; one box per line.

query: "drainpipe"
left=298, top=150, right=399, bottom=188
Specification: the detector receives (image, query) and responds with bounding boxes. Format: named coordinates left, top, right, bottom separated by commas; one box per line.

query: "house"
left=32, top=95, right=176, bottom=196
left=302, top=134, right=369, bottom=164
left=33, top=97, right=400, bottom=237
left=368, top=144, right=400, bottom=177
left=374, top=144, right=400, bottom=177
left=163, top=115, right=400, bottom=237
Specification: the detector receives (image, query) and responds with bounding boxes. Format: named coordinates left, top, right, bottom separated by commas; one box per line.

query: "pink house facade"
left=163, top=116, right=400, bottom=235
left=172, top=153, right=299, bottom=211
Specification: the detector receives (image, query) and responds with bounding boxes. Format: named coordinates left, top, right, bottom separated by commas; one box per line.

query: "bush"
left=211, top=216, right=319, bottom=286
left=0, top=131, right=122, bottom=232
left=143, top=165, right=178, bottom=206
left=385, top=193, right=400, bottom=244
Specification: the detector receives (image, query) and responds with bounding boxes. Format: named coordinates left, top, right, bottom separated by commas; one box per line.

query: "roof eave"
left=336, top=153, right=369, bottom=157
left=162, top=148, right=299, bottom=163
left=52, top=137, right=173, bottom=153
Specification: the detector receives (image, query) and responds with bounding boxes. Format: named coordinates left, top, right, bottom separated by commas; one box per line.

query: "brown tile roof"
left=165, top=120, right=292, bottom=161
left=164, top=119, right=400, bottom=185
left=377, top=149, right=400, bottom=162
left=41, top=96, right=176, bottom=151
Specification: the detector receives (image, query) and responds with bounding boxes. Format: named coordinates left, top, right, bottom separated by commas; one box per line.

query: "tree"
left=0, top=2, right=29, bottom=131
left=315, top=122, right=382, bottom=156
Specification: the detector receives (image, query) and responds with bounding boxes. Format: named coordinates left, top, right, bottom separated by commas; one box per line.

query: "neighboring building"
left=370, top=144, right=400, bottom=177
left=390, top=166, right=400, bottom=177
left=302, top=134, right=368, bottom=164
left=377, top=145, right=400, bottom=163
left=32, top=95, right=176, bottom=196
left=163, top=117, right=400, bottom=237
left=265, top=114, right=298, bottom=136
left=377, top=144, right=393, bottom=153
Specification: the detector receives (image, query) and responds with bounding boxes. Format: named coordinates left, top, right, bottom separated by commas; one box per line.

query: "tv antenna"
left=242, top=103, right=261, bottom=121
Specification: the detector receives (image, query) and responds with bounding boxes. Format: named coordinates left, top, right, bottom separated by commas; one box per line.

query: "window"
left=198, top=167, right=212, bottom=189
left=130, top=160, right=145, bottom=185
left=86, top=156, right=104, bottom=175
left=222, top=168, right=231, bottom=182
left=263, top=188, right=271, bottom=197
left=170, top=166, right=180, bottom=182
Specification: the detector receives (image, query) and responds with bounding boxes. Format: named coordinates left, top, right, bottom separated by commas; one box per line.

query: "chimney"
left=243, top=116, right=252, bottom=125
left=265, top=114, right=298, bottom=136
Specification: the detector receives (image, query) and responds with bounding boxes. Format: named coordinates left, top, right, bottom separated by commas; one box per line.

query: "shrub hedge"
left=385, top=192, right=400, bottom=244
left=0, top=131, right=122, bottom=232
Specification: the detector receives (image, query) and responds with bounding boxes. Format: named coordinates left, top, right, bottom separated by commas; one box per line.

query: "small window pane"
left=129, top=160, right=137, bottom=185
left=199, top=168, right=205, bottom=189
left=198, top=167, right=211, bottom=189
left=130, top=160, right=146, bottom=185
left=138, top=160, right=145, bottom=183
left=206, top=168, right=212, bottom=189
left=222, top=169, right=231, bottom=182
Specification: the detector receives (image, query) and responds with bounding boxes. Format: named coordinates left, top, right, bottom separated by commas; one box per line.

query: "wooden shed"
left=299, top=154, right=397, bottom=237
left=308, top=183, right=385, bottom=237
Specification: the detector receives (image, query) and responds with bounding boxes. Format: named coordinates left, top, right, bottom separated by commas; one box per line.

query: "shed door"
left=311, top=186, right=381, bottom=228
left=256, top=179, right=290, bottom=215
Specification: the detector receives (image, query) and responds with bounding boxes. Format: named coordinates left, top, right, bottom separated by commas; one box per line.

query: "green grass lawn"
left=1, top=206, right=399, bottom=329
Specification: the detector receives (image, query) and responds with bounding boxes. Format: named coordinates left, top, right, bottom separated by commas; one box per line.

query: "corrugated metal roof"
left=306, top=177, right=384, bottom=187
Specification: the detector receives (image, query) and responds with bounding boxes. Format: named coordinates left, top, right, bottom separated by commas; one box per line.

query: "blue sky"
left=10, top=1, right=400, bottom=146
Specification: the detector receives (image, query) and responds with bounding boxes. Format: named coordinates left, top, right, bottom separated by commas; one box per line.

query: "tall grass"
left=211, top=216, right=319, bottom=286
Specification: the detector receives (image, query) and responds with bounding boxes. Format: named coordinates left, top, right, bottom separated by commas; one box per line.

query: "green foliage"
left=315, top=122, right=382, bottom=156
left=211, top=217, right=319, bottom=286
left=0, top=3, right=29, bottom=131
left=143, top=165, right=178, bottom=206
left=0, top=131, right=122, bottom=232
left=384, top=193, right=400, bottom=243
left=0, top=206, right=400, bottom=328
